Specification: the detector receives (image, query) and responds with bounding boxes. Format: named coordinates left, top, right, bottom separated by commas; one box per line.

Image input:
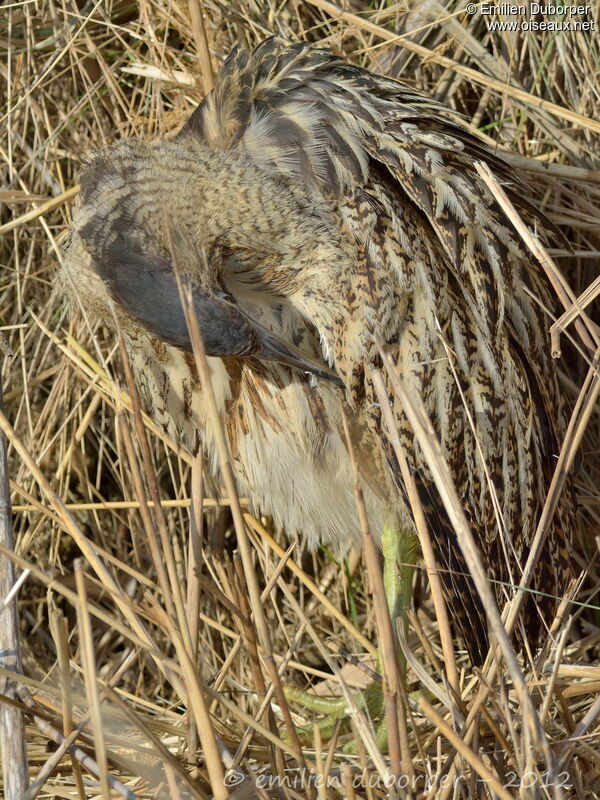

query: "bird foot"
left=283, top=680, right=386, bottom=752
left=284, top=677, right=429, bottom=752
left=283, top=520, right=420, bottom=753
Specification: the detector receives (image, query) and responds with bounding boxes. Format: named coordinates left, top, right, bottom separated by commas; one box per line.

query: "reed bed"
left=1, top=1, right=599, bottom=798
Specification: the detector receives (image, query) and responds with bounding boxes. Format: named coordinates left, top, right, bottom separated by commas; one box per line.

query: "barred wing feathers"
left=181, top=38, right=574, bottom=661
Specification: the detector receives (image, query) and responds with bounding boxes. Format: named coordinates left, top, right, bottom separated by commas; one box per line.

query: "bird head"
left=63, top=138, right=341, bottom=385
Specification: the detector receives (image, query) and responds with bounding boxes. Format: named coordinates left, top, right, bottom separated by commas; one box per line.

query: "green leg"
left=373, top=515, right=419, bottom=750
left=284, top=516, right=419, bottom=750
left=382, top=514, right=419, bottom=678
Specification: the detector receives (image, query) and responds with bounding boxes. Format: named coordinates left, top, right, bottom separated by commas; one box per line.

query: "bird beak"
left=255, top=323, right=343, bottom=386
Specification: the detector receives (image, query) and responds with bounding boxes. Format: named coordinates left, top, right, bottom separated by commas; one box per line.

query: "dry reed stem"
left=188, top=0, right=215, bottom=93
left=419, top=695, right=514, bottom=800
left=186, top=451, right=203, bottom=763
left=306, top=0, right=600, bottom=135
left=0, top=381, right=28, bottom=799
left=74, top=559, right=110, bottom=799
left=12, top=497, right=237, bottom=512
left=0, top=185, right=80, bottom=236
left=341, top=411, right=404, bottom=786
left=371, top=368, right=460, bottom=702
left=178, top=275, right=304, bottom=782
left=380, top=349, right=558, bottom=778
left=48, top=605, right=86, bottom=799
left=475, top=160, right=599, bottom=356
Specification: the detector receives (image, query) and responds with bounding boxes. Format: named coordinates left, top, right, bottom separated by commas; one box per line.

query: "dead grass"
left=1, top=1, right=600, bottom=798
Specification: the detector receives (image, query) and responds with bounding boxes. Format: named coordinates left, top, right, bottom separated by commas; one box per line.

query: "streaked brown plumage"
left=59, top=37, right=575, bottom=663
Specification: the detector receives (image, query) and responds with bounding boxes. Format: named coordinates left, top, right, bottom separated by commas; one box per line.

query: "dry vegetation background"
left=1, top=0, right=600, bottom=798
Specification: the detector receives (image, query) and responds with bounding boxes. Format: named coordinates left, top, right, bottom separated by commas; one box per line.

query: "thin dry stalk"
left=74, top=559, right=110, bottom=800
left=186, top=451, right=203, bottom=762
left=341, top=411, right=404, bottom=786
left=177, top=275, right=305, bottom=776
left=305, top=0, right=600, bottom=135
left=189, top=0, right=215, bottom=92
left=474, top=160, right=598, bottom=356
left=371, top=368, right=459, bottom=702
left=48, top=605, right=86, bottom=800
left=419, top=695, right=514, bottom=800
left=379, top=349, right=556, bottom=775
left=0, top=185, right=80, bottom=236
left=0, top=380, right=29, bottom=800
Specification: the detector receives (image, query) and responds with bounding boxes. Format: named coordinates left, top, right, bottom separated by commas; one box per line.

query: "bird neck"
left=170, top=140, right=352, bottom=362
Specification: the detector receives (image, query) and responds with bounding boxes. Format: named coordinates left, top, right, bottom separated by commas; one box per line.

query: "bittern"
left=59, top=38, right=574, bottom=677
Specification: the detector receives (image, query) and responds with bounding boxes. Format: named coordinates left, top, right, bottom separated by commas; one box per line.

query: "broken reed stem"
left=146, top=606, right=230, bottom=799
left=474, top=159, right=599, bottom=356
left=48, top=605, right=86, bottom=800
left=0, top=375, right=29, bottom=798
left=113, top=340, right=243, bottom=787
left=187, top=452, right=204, bottom=657
left=188, top=0, right=215, bottom=92
left=177, top=275, right=306, bottom=776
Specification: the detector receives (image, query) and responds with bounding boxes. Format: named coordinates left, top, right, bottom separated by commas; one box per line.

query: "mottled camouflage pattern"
left=59, top=38, right=575, bottom=663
